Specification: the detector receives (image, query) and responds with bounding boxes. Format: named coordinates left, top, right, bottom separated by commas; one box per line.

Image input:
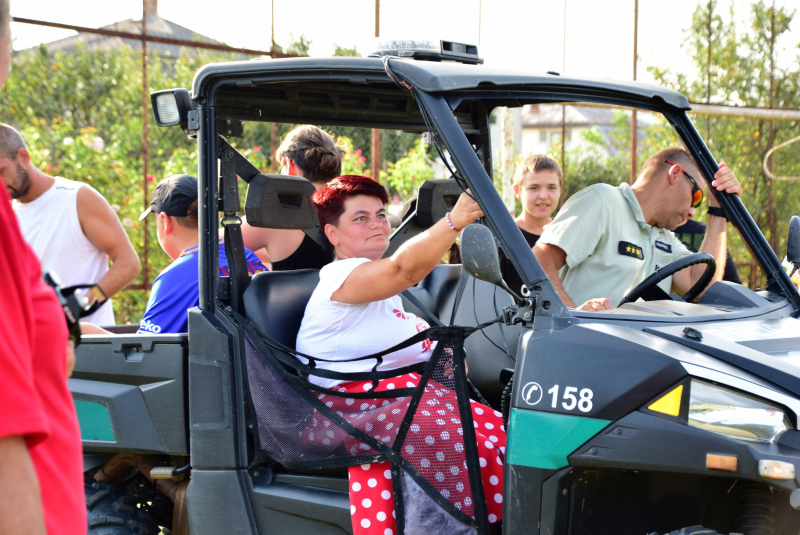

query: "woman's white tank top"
left=14, top=177, right=115, bottom=326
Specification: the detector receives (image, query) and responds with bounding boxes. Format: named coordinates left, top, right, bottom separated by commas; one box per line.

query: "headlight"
left=688, top=379, right=791, bottom=443
left=150, top=89, right=193, bottom=129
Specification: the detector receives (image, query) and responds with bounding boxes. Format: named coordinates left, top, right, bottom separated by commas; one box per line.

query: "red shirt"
left=0, top=186, right=85, bottom=534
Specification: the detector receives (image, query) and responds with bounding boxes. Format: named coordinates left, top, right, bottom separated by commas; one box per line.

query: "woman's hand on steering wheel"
left=448, top=191, right=484, bottom=231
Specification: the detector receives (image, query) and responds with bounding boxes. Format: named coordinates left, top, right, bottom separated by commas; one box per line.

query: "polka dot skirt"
left=342, top=373, right=505, bottom=534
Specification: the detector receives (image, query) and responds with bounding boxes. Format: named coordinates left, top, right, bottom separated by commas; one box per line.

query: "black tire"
left=85, top=477, right=160, bottom=535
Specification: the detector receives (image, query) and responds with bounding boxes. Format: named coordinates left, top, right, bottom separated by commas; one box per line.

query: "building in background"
left=490, top=103, right=656, bottom=167
left=21, top=0, right=227, bottom=57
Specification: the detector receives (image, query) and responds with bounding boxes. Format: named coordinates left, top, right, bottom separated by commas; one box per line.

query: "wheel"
left=85, top=477, right=160, bottom=535
left=618, top=253, right=716, bottom=307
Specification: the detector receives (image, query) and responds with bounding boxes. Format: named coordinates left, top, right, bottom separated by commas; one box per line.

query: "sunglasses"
left=665, top=160, right=703, bottom=208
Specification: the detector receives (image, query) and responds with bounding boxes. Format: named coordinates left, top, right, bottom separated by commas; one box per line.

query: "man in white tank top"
left=0, top=124, right=140, bottom=326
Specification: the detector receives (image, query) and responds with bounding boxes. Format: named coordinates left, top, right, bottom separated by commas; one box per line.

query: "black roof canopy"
left=192, top=56, right=691, bottom=117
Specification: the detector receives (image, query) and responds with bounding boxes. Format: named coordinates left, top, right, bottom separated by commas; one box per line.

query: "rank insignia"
left=619, top=241, right=644, bottom=260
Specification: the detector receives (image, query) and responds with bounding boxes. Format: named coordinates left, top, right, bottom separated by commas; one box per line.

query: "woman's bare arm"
left=332, top=193, right=483, bottom=304
left=238, top=219, right=306, bottom=263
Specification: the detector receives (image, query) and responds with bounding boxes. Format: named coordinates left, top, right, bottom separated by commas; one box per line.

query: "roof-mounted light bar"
left=369, top=39, right=483, bottom=65
left=150, top=88, right=195, bottom=132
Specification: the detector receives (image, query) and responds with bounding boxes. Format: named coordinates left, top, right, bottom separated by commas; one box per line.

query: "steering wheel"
left=618, top=252, right=716, bottom=307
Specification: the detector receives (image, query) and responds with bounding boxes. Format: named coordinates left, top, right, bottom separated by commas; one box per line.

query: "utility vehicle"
left=73, top=40, right=800, bottom=534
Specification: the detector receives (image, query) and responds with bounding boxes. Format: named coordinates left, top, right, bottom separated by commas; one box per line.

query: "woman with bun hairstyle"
left=240, top=125, right=344, bottom=270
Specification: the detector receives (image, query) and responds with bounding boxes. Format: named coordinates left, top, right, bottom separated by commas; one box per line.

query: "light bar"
left=369, top=39, right=482, bottom=65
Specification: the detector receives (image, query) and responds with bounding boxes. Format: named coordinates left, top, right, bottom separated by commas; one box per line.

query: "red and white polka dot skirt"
left=340, top=372, right=505, bottom=534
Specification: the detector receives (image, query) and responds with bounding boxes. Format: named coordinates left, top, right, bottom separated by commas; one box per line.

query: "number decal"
left=544, top=384, right=594, bottom=413
left=562, top=387, right=578, bottom=410
left=578, top=389, right=593, bottom=413
left=548, top=385, right=559, bottom=408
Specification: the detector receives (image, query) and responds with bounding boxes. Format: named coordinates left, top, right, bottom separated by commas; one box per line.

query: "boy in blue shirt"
left=83, top=174, right=265, bottom=334
left=137, top=174, right=266, bottom=333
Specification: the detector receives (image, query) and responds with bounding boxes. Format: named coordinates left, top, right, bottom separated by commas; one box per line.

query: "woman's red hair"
left=312, top=175, right=389, bottom=228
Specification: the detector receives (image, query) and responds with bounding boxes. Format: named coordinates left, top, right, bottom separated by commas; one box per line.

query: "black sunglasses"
left=665, top=160, right=703, bottom=208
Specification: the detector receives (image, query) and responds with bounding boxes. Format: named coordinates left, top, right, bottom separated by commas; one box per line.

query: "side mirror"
left=461, top=224, right=523, bottom=302
left=461, top=224, right=503, bottom=285
left=788, top=215, right=800, bottom=265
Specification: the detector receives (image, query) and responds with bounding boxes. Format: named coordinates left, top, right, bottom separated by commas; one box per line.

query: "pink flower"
left=146, top=174, right=155, bottom=182
left=355, top=149, right=362, bottom=155
left=252, top=146, right=261, bottom=152
left=45, top=165, right=52, bottom=173
left=358, top=156, right=366, bottom=164
left=393, top=196, right=400, bottom=203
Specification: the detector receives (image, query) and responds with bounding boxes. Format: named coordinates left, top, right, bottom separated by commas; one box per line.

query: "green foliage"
left=2, top=43, right=243, bottom=323
left=648, top=0, right=800, bottom=286
left=385, top=138, right=434, bottom=198
left=332, top=43, right=361, bottom=57
left=556, top=110, right=681, bottom=199
left=286, top=34, right=311, bottom=57
left=338, top=136, right=369, bottom=175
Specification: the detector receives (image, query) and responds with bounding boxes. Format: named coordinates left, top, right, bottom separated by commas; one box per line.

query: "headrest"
left=245, top=174, right=318, bottom=229
left=416, top=179, right=462, bottom=228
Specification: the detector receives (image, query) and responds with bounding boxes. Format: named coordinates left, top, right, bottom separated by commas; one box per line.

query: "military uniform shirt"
left=538, top=182, right=691, bottom=307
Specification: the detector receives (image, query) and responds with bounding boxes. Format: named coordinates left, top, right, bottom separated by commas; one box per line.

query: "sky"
left=9, top=0, right=800, bottom=87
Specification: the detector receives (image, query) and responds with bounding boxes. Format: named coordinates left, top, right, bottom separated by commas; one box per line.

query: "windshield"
left=409, top=89, right=800, bottom=318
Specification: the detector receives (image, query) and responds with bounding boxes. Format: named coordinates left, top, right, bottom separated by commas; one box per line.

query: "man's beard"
left=9, top=162, right=30, bottom=200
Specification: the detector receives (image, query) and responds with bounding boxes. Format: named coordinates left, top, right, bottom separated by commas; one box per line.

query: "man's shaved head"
left=641, top=147, right=699, bottom=181
left=0, top=123, right=25, bottom=160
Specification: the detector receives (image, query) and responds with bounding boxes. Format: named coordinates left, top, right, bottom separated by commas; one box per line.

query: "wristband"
left=90, top=284, right=108, bottom=303
left=707, top=206, right=728, bottom=220
left=445, top=212, right=462, bottom=232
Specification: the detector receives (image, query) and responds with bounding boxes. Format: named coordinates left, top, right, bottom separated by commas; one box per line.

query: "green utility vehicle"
left=73, top=41, right=800, bottom=534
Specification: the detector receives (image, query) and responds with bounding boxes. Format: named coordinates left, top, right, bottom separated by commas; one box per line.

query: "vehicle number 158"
left=547, top=385, right=593, bottom=413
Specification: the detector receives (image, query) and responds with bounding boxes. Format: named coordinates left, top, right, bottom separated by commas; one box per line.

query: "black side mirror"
left=788, top=215, right=800, bottom=266
left=461, top=224, right=503, bottom=284
left=461, top=224, right=523, bottom=302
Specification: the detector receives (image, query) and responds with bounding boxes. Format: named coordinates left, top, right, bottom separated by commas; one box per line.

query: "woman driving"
left=296, top=175, right=505, bottom=535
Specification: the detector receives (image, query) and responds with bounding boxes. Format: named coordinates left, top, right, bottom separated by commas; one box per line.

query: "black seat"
left=242, top=269, right=320, bottom=349
left=242, top=268, right=350, bottom=477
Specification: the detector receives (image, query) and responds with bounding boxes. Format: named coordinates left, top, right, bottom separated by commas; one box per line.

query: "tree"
left=649, top=0, right=800, bottom=286
left=3, top=41, right=432, bottom=321
left=2, top=43, right=241, bottom=322
left=286, top=34, right=311, bottom=56
left=332, top=43, right=360, bottom=57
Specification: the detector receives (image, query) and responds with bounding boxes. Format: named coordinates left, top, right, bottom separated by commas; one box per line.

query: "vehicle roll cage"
left=190, top=68, right=800, bottom=322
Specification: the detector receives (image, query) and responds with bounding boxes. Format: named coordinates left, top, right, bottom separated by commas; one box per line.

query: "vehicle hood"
left=644, top=316, right=800, bottom=397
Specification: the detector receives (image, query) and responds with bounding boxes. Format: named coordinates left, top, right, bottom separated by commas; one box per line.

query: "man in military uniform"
left=534, top=147, right=742, bottom=311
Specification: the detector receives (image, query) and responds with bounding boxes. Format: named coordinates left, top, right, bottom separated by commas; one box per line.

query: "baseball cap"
left=138, top=174, right=198, bottom=221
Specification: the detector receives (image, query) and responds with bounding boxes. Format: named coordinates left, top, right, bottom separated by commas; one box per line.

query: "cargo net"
left=240, top=317, right=490, bottom=533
